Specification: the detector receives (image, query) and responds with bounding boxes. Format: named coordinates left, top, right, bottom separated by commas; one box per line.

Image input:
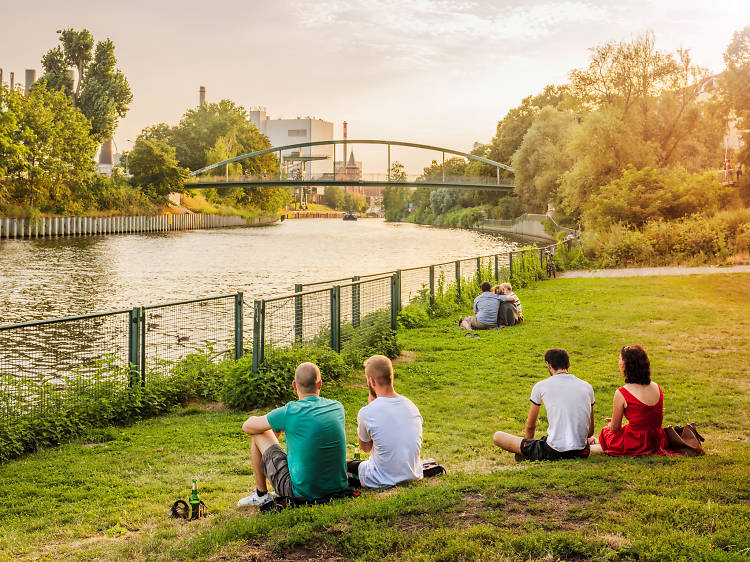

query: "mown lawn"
left=1, top=274, right=749, bottom=560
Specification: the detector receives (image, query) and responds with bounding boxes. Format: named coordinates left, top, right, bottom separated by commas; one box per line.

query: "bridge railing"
left=185, top=173, right=514, bottom=187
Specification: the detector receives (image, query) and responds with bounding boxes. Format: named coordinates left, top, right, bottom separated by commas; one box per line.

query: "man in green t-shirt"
left=238, top=362, right=348, bottom=506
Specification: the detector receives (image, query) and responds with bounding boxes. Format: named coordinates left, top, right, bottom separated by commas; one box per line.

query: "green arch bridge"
left=185, top=139, right=515, bottom=191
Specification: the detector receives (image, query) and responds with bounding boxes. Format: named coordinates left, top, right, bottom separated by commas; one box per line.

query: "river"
left=0, top=219, right=522, bottom=325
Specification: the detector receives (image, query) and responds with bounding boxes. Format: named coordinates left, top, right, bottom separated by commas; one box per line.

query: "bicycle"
left=545, top=249, right=557, bottom=278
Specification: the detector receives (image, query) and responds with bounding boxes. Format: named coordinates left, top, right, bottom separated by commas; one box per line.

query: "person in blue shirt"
left=238, top=362, right=348, bottom=506
left=459, top=281, right=516, bottom=332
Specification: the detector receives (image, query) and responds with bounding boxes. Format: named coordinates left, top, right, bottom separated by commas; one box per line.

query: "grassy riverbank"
left=1, top=273, right=749, bottom=560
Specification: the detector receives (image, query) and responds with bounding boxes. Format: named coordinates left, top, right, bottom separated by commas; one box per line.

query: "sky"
left=1, top=0, right=748, bottom=172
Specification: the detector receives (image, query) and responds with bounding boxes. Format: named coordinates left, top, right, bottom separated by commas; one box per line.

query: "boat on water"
left=342, top=212, right=358, bottom=221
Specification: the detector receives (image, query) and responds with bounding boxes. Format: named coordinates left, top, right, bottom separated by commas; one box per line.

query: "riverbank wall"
left=0, top=213, right=277, bottom=239
left=475, top=214, right=577, bottom=243
left=284, top=211, right=344, bottom=219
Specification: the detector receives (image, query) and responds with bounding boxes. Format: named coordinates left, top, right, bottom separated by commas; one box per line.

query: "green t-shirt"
left=266, top=395, right=347, bottom=499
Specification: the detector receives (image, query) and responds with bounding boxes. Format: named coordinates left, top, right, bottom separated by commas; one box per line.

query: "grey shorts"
left=261, top=444, right=294, bottom=497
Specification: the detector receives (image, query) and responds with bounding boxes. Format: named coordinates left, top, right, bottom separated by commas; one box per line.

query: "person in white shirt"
left=493, top=348, right=595, bottom=461
left=347, top=355, right=423, bottom=488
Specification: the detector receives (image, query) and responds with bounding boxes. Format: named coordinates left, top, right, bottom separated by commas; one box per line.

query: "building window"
left=288, top=129, right=307, bottom=137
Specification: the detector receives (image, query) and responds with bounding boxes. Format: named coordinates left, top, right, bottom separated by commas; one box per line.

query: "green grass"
left=1, top=274, right=749, bottom=560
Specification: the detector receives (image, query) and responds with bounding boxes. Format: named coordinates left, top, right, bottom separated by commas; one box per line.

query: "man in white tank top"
left=493, top=348, right=595, bottom=461
left=347, top=355, right=423, bottom=488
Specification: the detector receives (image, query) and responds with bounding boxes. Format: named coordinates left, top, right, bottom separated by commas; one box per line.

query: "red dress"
left=598, top=385, right=676, bottom=456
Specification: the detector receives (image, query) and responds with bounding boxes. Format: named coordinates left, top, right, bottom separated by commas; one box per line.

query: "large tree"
left=723, top=25, right=750, bottom=170
left=127, top=138, right=188, bottom=202
left=0, top=84, right=97, bottom=210
left=39, top=29, right=132, bottom=142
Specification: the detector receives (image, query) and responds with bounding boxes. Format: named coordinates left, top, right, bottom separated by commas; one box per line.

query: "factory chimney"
left=199, top=86, right=206, bottom=106
left=25, top=69, right=36, bottom=96
left=343, top=121, right=348, bottom=170
left=0, top=69, right=3, bottom=88
left=9, top=72, right=14, bottom=91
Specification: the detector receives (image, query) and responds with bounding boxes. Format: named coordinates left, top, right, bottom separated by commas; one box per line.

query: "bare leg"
left=250, top=430, right=280, bottom=492
left=460, top=319, right=473, bottom=331
left=589, top=443, right=604, bottom=454
left=493, top=430, right=524, bottom=454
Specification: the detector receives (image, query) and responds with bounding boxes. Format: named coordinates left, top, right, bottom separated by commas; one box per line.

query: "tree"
left=488, top=85, right=572, bottom=169
left=322, top=185, right=345, bottom=209
left=127, top=138, right=189, bottom=202
left=1, top=84, right=97, bottom=210
left=722, top=25, right=750, bottom=169
left=382, top=161, right=411, bottom=221
left=343, top=191, right=368, bottom=212
left=511, top=107, right=577, bottom=211
left=40, top=29, right=132, bottom=142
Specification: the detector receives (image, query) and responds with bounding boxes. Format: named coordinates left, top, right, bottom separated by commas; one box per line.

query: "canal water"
left=0, top=219, right=521, bottom=325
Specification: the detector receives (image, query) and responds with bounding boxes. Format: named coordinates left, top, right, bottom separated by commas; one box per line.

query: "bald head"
left=294, top=362, right=321, bottom=394
left=365, top=355, right=393, bottom=388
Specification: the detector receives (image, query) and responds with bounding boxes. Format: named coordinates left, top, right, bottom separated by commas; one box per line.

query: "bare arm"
left=588, top=403, right=595, bottom=438
left=607, top=390, right=626, bottom=432
left=242, top=414, right=272, bottom=435
left=525, top=403, right=541, bottom=439
left=358, top=437, right=373, bottom=453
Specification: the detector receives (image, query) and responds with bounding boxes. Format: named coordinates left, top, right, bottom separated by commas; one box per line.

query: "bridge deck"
left=183, top=179, right=514, bottom=191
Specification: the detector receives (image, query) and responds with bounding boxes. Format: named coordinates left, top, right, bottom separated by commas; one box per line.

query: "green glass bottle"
left=354, top=444, right=360, bottom=461
left=189, top=479, right=200, bottom=520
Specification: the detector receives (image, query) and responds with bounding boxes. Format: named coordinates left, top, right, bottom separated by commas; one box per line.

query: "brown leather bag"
left=664, top=422, right=705, bottom=457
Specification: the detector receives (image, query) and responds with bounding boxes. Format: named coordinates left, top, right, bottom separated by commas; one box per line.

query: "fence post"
left=494, top=254, right=499, bottom=281
left=140, top=307, right=146, bottom=384
left=352, top=276, right=361, bottom=329
left=390, top=273, right=401, bottom=330
left=540, top=248, right=544, bottom=269
left=476, top=257, right=481, bottom=284
left=234, top=292, right=243, bottom=360
left=252, top=300, right=265, bottom=374
left=509, top=252, right=514, bottom=279
left=330, top=285, right=341, bottom=352
left=294, top=284, right=303, bottom=343
left=128, top=307, right=141, bottom=387
left=455, top=260, right=461, bottom=299
left=429, top=265, right=435, bottom=306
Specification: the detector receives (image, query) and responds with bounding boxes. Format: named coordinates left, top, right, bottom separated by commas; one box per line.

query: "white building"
left=248, top=108, right=333, bottom=180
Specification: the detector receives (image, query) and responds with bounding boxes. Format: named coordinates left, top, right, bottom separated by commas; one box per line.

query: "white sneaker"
left=237, top=490, right=276, bottom=507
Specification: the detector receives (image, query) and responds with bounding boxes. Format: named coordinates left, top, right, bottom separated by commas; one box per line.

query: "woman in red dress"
left=590, top=345, right=676, bottom=456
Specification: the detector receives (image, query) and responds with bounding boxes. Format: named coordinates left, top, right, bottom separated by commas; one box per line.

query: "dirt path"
left=558, top=265, right=750, bottom=278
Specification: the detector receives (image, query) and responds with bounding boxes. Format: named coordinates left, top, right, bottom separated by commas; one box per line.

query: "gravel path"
left=557, top=265, right=750, bottom=278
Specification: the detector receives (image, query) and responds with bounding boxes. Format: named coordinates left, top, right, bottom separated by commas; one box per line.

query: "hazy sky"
left=2, top=0, right=748, bottom=171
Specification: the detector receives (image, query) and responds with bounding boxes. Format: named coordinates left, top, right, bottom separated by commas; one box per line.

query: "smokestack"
left=0, top=69, right=3, bottom=88
left=25, top=69, right=36, bottom=96
left=343, top=121, right=348, bottom=169
left=199, top=86, right=206, bottom=106
left=9, top=72, right=14, bottom=91
left=98, top=139, right=114, bottom=165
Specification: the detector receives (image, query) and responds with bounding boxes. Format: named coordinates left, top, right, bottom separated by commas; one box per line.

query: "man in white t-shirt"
left=347, top=355, right=423, bottom=488
left=493, top=348, right=595, bottom=461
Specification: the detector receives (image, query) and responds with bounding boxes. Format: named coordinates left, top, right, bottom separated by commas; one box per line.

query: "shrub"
left=222, top=345, right=352, bottom=411
left=398, top=303, right=430, bottom=328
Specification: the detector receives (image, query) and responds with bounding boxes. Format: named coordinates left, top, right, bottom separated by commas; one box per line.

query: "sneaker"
left=514, top=453, right=527, bottom=462
left=237, top=490, right=276, bottom=507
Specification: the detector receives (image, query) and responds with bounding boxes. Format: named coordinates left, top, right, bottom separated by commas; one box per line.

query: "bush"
left=398, top=303, right=430, bottom=328
left=222, top=345, right=352, bottom=411
left=0, top=358, right=220, bottom=462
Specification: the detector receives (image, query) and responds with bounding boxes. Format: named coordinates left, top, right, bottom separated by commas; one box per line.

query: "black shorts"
left=519, top=436, right=590, bottom=461
left=261, top=444, right=294, bottom=497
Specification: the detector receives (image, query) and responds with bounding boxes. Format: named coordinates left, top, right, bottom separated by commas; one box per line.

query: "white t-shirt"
left=357, top=396, right=423, bottom=488
left=529, top=373, right=595, bottom=452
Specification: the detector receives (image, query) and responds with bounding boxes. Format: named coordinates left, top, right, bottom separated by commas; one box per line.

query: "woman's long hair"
left=621, top=345, right=651, bottom=384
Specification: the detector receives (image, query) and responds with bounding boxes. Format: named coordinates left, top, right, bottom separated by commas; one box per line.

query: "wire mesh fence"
left=142, top=295, right=238, bottom=382
left=0, top=311, right=131, bottom=425
left=0, top=239, right=569, bottom=430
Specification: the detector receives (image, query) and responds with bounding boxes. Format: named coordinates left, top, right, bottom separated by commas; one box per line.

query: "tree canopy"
left=39, top=28, right=132, bottom=142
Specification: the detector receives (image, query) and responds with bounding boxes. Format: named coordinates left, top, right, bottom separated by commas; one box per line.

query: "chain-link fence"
left=0, top=240, right=568, bottom=429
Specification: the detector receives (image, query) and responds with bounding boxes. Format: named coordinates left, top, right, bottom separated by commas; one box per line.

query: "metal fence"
left=0, top=241, right=565, bottom=428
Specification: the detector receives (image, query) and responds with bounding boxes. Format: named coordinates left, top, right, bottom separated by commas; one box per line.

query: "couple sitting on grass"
left=493, top=346, right=678, bottom=461
left=459, top=281, right=523, bottom=335
left=238, top=355, right=423, bottom=507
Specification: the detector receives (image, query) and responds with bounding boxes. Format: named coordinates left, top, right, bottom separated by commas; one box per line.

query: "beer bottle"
left=189, top=479, right=201, bottom=520
left=354, top=444, right=360, bottom=461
